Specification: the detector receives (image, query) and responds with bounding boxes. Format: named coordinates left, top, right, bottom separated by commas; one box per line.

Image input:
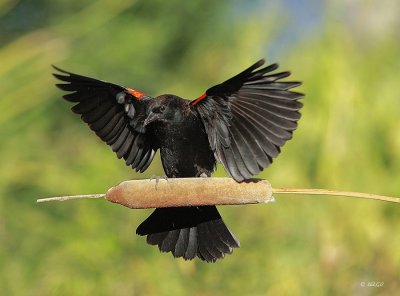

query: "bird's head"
left=143, top=95, right=183, bottom=127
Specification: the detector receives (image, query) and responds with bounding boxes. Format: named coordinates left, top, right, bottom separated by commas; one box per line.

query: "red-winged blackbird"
left=53, top=59, right=303, bottom=262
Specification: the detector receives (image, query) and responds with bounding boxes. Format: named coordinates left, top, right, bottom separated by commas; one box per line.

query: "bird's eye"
left=160, top=106, right=166, bottom=112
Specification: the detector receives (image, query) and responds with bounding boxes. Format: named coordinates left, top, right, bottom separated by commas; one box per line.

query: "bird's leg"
left=149, top=175, right=169, bottom=189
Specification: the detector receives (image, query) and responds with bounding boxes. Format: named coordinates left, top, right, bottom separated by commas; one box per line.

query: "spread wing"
left=53, top=66, right=157, bottom=172
left=191, top=59, right=304, bottom=181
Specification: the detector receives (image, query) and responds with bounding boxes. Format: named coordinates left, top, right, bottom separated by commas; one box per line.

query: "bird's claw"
left=149, top=175, right=168, bottom=189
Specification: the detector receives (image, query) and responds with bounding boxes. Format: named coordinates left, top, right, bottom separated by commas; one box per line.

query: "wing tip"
left=55, top=83, right=71, bottom=91
left=51, top=64, right=70, bottom=74
left=255, top=58, right=266, bottom=67
left=52, top=65, right=74, bottom=85
left=292, top=91, right=305, bottom=99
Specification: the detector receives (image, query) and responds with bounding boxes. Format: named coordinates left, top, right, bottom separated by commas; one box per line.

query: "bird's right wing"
left=53, top=66, right=157, bottom=172
left=191, top=59, right=304, bottom=181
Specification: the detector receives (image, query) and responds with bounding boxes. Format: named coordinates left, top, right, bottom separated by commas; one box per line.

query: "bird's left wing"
left=190, top=59, right=304, bottom=181
left=53, top=66, right=157, bottom=172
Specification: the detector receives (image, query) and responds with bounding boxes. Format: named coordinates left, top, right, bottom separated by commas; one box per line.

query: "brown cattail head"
left=105, top=177, right=273, bottom=209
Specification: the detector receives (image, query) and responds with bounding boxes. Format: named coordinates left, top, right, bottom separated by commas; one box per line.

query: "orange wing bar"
left=190, top=93, right=207, bottom=106
left=126, top=88, right=146, bottom=99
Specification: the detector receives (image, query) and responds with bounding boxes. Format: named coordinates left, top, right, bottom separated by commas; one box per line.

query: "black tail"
left=136, top=206, right=240, bottom=262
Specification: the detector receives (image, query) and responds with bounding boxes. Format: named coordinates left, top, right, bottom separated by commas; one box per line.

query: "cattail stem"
left=37, top=194, right=105, bottom=203
left=36, top=178, right=400, bottom=207
left=272, top=188, right=400, bottom=203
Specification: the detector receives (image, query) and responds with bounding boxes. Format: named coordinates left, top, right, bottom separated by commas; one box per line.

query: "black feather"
left=160, top=230, right=180, bottom=253
left=53, top=66, right=157, bottom=172
left=111, top=127, right=130, bottom=152
left=192, top=61, right=303, bottom=183
left=228, top=124, right=259, bottom=176
left=90, top=105, right=120, bottom=131
left=116, top=131, right=134, bottom=159
left=184, top=227, right=198, bottom=260
left=174, top=229, right=189, bottom=258
left=147, top=232, right=168, bottom=246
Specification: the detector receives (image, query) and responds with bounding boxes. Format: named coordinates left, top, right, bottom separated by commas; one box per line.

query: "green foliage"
left=1, top=1, right=399, bottom=295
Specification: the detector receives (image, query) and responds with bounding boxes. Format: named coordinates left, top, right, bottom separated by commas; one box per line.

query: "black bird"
left=53, top=59, right=304, bottom=262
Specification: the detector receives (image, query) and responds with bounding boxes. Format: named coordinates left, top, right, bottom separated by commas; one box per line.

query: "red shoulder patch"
left=127, top=88, right=146, bottom=99
left=191, top=93, right=207, bottom=106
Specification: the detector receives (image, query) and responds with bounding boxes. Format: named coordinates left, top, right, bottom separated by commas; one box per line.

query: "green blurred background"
left=1, top=0, right=399, bottom=295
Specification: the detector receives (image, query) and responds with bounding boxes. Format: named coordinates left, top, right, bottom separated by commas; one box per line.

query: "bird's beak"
left=143, top=111, right=159, bottom=127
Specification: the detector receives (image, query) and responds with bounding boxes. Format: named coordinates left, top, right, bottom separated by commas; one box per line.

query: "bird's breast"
left=150, top=116, right=216, bottom=178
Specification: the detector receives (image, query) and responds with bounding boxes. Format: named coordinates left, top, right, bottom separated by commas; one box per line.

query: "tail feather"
left=174, top=228, right=189, bottom=258
left=147, top=232, right=167, bottom=245
left=197, top=223, right=222, bottom=262
left=136, top=206, right=239, bottom=262
left=206, top=222, right=233, bottom=254
left=212, top=219, right=240, bottom=248
left=160, top=230, right=179, bottom=252
left=184, top=227, right=198, bottom=260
